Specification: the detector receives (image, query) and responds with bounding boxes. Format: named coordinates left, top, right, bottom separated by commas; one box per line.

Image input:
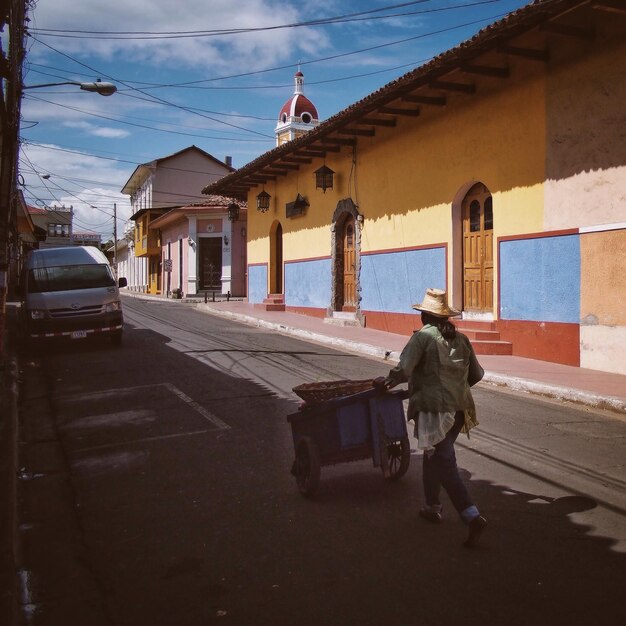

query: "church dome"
left=279, top=93, right=318, bottom=124
left=275, top=69, right=320, bottom=145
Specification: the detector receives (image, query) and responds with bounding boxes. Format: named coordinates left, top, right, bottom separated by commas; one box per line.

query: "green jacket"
left=387, top=324, right=484, bottom=424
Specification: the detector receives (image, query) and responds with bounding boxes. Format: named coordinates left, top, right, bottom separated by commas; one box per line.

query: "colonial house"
left=203, top=0, right=626, bottom=375
left=148, top=196, right=248, bottom=298
left=121, top=146, right=234, bottom=294
left=29, top=204, right=73, bottom=249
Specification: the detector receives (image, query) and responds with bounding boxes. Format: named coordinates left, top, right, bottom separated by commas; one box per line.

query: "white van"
left=21, top=246, right=127, bottom=345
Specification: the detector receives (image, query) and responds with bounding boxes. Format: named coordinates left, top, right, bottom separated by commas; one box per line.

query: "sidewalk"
left=121, top=292, right=626, bottom=414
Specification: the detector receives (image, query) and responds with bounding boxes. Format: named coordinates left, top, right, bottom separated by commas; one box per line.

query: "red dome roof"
left=279, top=94, right=318, bottom=122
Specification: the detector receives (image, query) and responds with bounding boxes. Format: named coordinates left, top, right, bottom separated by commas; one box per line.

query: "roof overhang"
left=202, top=0, right=600, bottom=201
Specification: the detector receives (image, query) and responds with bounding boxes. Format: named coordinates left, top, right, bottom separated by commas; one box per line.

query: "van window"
left=27, top=264, right=116, bottom=293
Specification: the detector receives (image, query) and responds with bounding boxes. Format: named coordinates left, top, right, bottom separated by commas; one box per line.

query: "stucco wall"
left=580, top=227, right=626, bottom=373
left=284, top=258, right=332, bottom=308
left=161, top=224, right=188, bottom=293
left=248, top=72, right=547, bottom=316
left=242, top=15, right=624, bottom=373
left=360, top=246, right=446, bottom=314
left=153, top=152, right=229, bottom=210
left=248, top=264, right=267, bottom=304
left=544, top=37, right=626, bottom=231
left=499, top=233, right=580, bottom=323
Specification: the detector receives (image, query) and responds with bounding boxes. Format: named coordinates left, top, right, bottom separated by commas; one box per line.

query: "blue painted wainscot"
left=499, top=233, right=580, bottom=323
left=248, top=264, right=268, bottom=304
left=360, top=246, right=446, bottom=314
left=285, top=258, right=332, bottom=308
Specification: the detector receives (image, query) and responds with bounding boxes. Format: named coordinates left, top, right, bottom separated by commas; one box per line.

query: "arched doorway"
left=462, top=183, right=493, bottom=313
left=269, top=221, right=283, bottom=294
left=339, top=215, right=356, bottom=311
left=330, top=198, right=361, bottom=314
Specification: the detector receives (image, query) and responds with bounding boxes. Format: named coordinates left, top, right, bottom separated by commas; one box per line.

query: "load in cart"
left=287, top=379, right=411, bottom=496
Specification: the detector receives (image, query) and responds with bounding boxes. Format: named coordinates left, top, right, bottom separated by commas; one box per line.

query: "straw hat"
left=412, top=288, right=461, bottom=318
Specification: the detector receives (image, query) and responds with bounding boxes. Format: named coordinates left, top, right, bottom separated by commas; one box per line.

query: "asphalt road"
left=13, top=297, right=626, bottom=626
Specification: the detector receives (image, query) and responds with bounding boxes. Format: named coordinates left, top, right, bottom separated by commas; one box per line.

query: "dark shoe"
left=419, top=507, right=443, bottom=524
left=464, top=515, right=487, bottom=548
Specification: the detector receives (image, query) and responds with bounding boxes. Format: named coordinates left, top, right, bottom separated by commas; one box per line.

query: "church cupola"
left=275, top=69, right=320, bottom=146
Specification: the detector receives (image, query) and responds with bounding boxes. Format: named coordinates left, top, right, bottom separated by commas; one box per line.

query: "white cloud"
left=28, top=0, right=331, bottom=73
left=19, top=142, right=133, bottom=239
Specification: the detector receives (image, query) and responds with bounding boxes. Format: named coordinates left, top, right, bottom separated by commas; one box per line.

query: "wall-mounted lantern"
left=257, top=189, right=271, bottom=212
left=314, top=165, right=335, bottom=193
left=227, top=202, right=240, bottom=222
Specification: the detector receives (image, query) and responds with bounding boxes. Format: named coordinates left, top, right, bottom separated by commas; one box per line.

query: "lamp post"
left=22, top=80, right=117, bottom=96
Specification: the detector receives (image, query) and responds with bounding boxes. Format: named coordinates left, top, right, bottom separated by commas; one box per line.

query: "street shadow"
left=15, top=318, right=626, bottom=626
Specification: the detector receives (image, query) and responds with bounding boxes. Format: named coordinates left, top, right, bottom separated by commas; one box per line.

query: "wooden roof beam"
left=497, top=44, right=549, bottom=62
left=461, top=64, right=510, bottom=78
left=293, top=150, right=327, bottom=158
left=592, top=1, right=626, bottom=14
left=402, top=94, right=446, bottom=106
left=379, top=106, right=421, bottom=117
left=337, top=127, right=376, bottom=137
left=274, top=162, right=300, bottom=170
left=358, top=117, right=397, bottom=127
left=311, top=144, right=341, bottom=152
left=281, top=156, right=312, bottom=164
left=429, top=80, right=476, bottom=94
left=248, top=175, right=276, bottom=182
left=540, top=22, right=595, bottom=40
left=316, top=137, right=356, bottom=146
left=261, top=168, right=288, bottom=176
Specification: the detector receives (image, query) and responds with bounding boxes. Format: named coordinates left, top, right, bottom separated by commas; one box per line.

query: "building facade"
left=122, top=146, right=234, bottom=294
left=149, top=197, right=248, bottom=298
left=203, top=0, right=626, bottom=375
left=29, top=205, right=73, bottom=249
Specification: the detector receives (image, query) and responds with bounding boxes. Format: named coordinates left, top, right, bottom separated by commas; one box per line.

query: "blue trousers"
left=422, top=411, right=474, bottom=515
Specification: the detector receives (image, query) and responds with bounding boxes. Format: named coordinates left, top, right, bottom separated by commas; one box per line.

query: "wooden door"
left=199, top=237, right=222, bottom=290
left=462, top=184, right=493, bottom=312
left=342, top=217, right=356, bottom=310
left=274, top=223, right=283, bottom=294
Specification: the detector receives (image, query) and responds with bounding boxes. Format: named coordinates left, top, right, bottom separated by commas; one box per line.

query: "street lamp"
left=22, top=80, right=117, bottom=96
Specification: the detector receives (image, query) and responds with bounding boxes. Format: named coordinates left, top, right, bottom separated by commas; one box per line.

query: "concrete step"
left=460, top=329, right=502, bottom=341
left=471, top=340, right=513, bottom=356
left=255, top=302, right=285, bottom=312
left=455, top=320, right=497, bottom=331
left=324, top=311, right=361, bottom=327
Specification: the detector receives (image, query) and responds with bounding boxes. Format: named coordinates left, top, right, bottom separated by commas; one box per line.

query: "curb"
left=195, top=303, right=626, bottom=415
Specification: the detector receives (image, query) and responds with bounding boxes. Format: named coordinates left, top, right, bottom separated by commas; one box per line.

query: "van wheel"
left=111, top=331, right=123, bottom=346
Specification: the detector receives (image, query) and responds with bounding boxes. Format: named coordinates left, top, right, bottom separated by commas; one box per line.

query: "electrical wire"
left=31, top=2, right=501, bottom=40
left=30, top=2, right=433, bottom=37
left=23, top=93, right=274, bottom=142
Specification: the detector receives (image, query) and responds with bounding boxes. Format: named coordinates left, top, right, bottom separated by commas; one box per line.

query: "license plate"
left=71, top=330, right=87, bottom=339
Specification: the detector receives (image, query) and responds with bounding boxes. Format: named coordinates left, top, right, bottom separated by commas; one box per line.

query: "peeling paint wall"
left=580, top=228, right=626, bottom=373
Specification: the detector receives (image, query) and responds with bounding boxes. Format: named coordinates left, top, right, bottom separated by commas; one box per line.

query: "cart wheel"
left=385, top=437, right=410, bottom=480
left=293, top=437, right=321, bottom=497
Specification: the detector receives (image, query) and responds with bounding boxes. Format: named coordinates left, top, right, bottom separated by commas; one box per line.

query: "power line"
left=21, top=140, right=238, bottom=176
left=28, top=36, right=277, bottom=139
left=30, top=1, right=434, bottom=37
left=23, top=93, right=274, bottom=142
left=28, top=6, right=505, bottom=94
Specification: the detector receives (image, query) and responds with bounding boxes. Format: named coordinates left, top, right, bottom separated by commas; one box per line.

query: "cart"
left=287, top=380, right=410, bottom=496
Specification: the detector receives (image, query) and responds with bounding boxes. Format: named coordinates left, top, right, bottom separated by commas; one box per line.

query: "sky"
left=17, top=0, right=530, bottom=241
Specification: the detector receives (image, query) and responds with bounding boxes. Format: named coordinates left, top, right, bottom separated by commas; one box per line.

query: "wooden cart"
left=287, top=381, right=410, bottom=497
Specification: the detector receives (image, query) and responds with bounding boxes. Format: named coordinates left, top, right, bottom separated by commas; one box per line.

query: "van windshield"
left=27, top=264, right=116, bottom=293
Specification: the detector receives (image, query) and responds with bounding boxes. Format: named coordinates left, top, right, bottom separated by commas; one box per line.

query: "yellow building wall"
left=248, top=71, right=547, bottom=309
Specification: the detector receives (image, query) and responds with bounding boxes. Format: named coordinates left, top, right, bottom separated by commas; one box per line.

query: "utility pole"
left=0, top=0, right=27, bottom=356
left=113, top=202, right=118, bottom=276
